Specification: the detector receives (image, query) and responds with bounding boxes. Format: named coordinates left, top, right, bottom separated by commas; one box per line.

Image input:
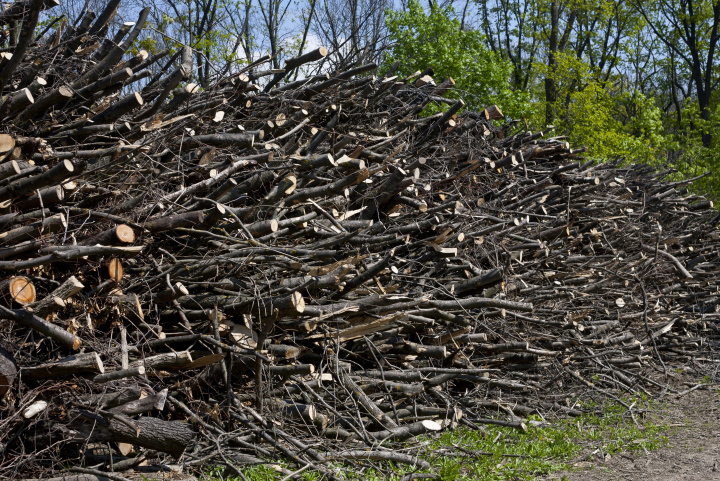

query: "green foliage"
left=562, top=83, right=675, bottom=163
left=536, top=52, right=676, bottom=165
left=381, top=1, right=682, bottom=177
left=383, top=0, right=532, bottom=118
left=130, top=34, right=160, bottom=56
left=670, top=102, right=720, bottom=199
left=35, top=15, right=63, bottom=35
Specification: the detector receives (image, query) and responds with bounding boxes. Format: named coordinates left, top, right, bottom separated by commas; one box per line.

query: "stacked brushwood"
left=0, top=1, right=719, bottom=480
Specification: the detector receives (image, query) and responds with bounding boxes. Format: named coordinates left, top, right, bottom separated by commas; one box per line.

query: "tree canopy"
left=384, top=0, right=531, bottom=118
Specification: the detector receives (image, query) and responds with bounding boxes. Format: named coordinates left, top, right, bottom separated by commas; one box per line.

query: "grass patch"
left=196, top=398, right=669, bottom=481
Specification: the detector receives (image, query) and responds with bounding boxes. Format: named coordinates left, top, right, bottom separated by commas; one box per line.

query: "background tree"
left=384, top=0, right=530, bottom=117
left=634, top=0, right=720, bottom=148
left=310, top=0, right=390, bottom=70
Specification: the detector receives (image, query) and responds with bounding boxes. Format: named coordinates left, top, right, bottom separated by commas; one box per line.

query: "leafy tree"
left=383, top=0, right=532, bottom=118
left=538, top=48, right=674, bottom=163
left=562, top=82, right=675, bottom=163
left=633, top=0, right=720, bottom=147
left=670, top=101, right=720, bottom=198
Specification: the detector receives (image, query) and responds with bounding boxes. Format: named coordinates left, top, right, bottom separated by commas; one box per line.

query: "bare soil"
left=544, top=385, right=720, bottom=481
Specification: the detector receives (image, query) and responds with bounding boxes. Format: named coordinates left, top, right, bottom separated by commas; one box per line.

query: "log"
left=482, top=104, right=504, bottom=120
left=0, top=276, right=36, bottom=306
left=182, top=133, right=256, bottom=149
left=392, top=341, right=446, bottom=359
left=78, top=224, right=135, bottom=246
left=77, top=387, right=143, bottom=409
left=0, top=159, right=76, bottom=201
left=93, top=365, right=145, bottom=384
left=103, top=258, right=124, bottom=283
left=25, top=76, right=47, bottom=96
left=0, top=245, right=143, bottom=271
left=328, top=451, right=430, bottom=469
left=0, top=159, right=28, bottom=181
left=21, top=476, right=113, bottom=481
left=269, top=364, right=314, bottom=376
left=0, top=305, right=81, bottom=349
left=91, top=92, right=144, bottom=124
left=245, top=218, right=279, bottom=237
left=0, top=213, right=66, bottom=245
left=143, top=211, right=204, bottom=233
left=369, top=419, right=442, bottom=441
left=447, top=269, right=502, bottom=295
left=129, top=351, right=192, bottom=371
left=21, top=352, right=104, bottom=381
left=268, top=344, right=303, bottom=360
left=198, top=203, right=228, bottom=229
left=74, top=413, right=193, bottom=457
left=269, top=398, right=326, bottom=427
left=0, top=88, right=34, bottom=118
left=14, top=185, right=64, bottom=210
left=0, top=134, right=14, bottom=153
left=109, top=388, right=167, bottom=415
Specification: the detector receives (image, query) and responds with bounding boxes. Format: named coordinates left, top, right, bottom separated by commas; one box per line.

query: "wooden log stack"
left=0, top=1, right=719, bottom=479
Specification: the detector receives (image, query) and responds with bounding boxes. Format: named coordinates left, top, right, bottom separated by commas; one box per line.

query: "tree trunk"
left=72, top=413, right=194, bottom=457
left=545, top=1, right=559, bottom=126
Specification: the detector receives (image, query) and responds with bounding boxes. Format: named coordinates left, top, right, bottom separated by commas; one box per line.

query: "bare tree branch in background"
left=257, top=0, right=293, bottom=68
left=292, top=0, right=317, bottom=80
left=311, top=0, right=390, bottom=70
left=223, top=0, right=253, bottom=66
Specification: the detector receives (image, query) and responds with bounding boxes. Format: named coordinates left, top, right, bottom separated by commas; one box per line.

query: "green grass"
left=196, top=397, right=669, bottom=481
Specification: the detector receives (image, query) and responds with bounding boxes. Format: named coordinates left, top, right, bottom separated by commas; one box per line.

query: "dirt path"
left=544, top=387, right=720, bottom=481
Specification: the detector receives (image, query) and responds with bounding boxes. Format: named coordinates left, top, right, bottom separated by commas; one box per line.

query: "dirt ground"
left=544, top=385, right=720, bottom=481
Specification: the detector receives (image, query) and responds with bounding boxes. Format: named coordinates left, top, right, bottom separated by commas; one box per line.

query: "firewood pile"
left=0, top=1, right=719, bottom=479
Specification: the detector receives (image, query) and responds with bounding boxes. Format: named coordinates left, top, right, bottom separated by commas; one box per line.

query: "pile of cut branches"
left=0, top=1, right=718, bottom=480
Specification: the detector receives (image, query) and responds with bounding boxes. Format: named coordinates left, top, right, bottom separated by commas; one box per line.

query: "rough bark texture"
left=71, top=414, right=193, bottom=458
left=0, top=344, right=17, bottom=396
left=21, top=352, right=104, bottom=381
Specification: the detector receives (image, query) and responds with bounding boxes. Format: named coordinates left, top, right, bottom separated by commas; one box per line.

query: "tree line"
left=48, top=0, right=720, bottom=196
